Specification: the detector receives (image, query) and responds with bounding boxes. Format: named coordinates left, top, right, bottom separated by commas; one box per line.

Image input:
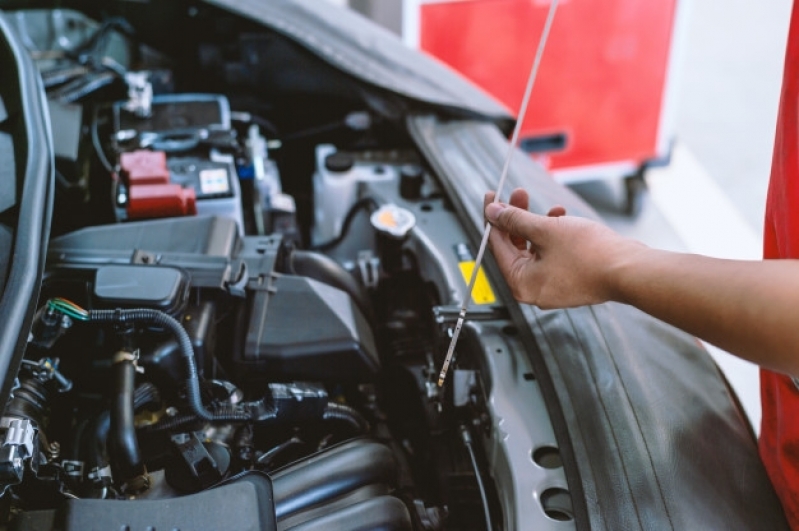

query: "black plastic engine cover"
left=238, top=275, right=379, bottom=382
left=93, top=264, right=190, bottom=315
left=10, top=473, right=277, bottom=531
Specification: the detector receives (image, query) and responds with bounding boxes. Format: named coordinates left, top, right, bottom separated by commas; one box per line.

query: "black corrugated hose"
left=143, top=400, right=368, bottom=434
left=88, top=309, right=250, bottom=423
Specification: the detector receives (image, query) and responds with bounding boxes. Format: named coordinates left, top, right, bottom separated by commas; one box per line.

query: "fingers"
left=508, top=189, right=529, bottom=249
left=486, top=218, right=524, bottom=281
left=485, top=202, right=549, bottom=244
left=483, top=189, right=557, bottom=247
left=484, top=188, right=529, bottom=209
left=484, top=192, right=496, bottom=224
left=484, top=191, right=524, bottom=279
left=509, top=188, right=529, bottom=210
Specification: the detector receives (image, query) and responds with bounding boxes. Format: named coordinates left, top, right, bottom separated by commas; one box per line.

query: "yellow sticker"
left=458, top=261, right=496, bottom=305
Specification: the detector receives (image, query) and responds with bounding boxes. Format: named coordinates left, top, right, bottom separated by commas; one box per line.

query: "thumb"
left=485, top=202, right=549, bottom=242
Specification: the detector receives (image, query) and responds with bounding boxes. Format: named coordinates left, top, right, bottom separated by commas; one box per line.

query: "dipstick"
left=438, top=0, right=559, bottom=387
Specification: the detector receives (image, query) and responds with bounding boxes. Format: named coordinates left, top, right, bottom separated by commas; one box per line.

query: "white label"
left=199, top=168, right=230, bottom=194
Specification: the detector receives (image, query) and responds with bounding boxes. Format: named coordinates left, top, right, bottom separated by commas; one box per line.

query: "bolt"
left=48, top=441, right=61, bottom=460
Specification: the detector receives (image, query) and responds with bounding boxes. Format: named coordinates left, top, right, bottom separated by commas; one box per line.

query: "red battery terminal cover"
left=127, top=184, right=197, bottom=220
left=119, top=150, right=171, bottom=185
left=120, top=149, right=197, bottom=220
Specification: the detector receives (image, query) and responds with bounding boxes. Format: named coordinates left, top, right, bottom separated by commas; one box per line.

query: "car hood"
left=206, top=0, right=515, bottom=131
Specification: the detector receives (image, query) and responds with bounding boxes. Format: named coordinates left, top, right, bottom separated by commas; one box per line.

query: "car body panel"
left=206, top=0, right=514, bottom=130
left=0, top=13, right=54, bottom=414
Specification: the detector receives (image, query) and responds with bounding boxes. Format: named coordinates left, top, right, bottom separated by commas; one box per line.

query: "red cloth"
left=761, top=1, right=799, bottom=527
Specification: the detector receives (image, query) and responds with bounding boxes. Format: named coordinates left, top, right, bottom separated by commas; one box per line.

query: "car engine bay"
left=0, top=4, right=567, bottom=530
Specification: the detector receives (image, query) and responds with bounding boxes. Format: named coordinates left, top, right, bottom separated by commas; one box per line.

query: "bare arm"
left=485, top=189, right=799, bottom=377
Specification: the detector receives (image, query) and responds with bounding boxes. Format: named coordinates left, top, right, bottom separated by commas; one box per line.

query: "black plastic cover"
left=47, top=216, right=239, bottom=291
left=10, top=473, right=277, bottom=531
left=49, top=216, right=239, bottom=259
left=93, top=265, right=189, bottom=315
left=239, top=275, right=379, bottom=382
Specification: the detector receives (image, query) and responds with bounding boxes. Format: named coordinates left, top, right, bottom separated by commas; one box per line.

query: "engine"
left=0, top=6, right=529, bottom=530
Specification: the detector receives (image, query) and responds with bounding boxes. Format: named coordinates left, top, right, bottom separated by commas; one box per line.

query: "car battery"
left=168, top=152, right=244, bottom=234
left=118, top=149, right=244, bottom=234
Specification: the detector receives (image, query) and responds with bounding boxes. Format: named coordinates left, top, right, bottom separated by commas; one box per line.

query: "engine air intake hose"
left=88, top=309, right=250, bottom=423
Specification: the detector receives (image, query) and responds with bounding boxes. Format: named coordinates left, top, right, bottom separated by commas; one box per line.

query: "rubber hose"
left=110, top=358, right=143, bottom=480
left=310, top=197, right=379, bottom=252
left=322, top=402, right=369, bottom=433
left=85, top=411, right=109, bottom=473
left=289, top=250, right=373, bottom=321
left=88, top=309, right=249, bottom=423
left=69, top=418, right=90, bottom=462
left=88, top=383, right=162, bottom=471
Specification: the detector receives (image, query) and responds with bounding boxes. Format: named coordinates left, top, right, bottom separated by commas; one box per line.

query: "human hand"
left=484, top=188, right=646, bottom=309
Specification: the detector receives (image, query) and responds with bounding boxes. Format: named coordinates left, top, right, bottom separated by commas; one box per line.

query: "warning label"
left=457, top=260, right=496, bottom=305
left=453, top=243, right=496, bottom=305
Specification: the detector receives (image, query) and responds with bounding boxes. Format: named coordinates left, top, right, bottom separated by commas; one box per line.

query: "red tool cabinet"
left=405, top=0, right=686, bottom=212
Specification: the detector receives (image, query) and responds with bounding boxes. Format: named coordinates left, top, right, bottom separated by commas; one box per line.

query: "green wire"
left=51, top=298, right=88, bottom=313
left=49, top=306, right=83, bottom=320
left=47, top=300, right=89, bottom=321
left=50, top=299, right=87, bottom=314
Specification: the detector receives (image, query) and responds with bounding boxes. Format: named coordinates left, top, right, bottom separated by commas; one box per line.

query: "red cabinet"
left=411, top=0, right=685, bottom=186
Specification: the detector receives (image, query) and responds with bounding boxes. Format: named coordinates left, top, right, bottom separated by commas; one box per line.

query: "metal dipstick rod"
left=438, top=0, right=560, bottom=387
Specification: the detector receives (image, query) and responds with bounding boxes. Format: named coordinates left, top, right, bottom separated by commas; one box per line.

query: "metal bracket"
left=357, top=250, right=381, bottom=289
left=433, top=305, right=508, bottom=325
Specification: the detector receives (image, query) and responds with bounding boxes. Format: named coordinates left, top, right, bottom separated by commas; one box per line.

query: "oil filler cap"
left=370, top=204, right=415, bottom=240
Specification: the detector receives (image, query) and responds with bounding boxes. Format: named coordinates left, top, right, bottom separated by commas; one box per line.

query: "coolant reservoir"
left=312, top=144, right=397, bottom=245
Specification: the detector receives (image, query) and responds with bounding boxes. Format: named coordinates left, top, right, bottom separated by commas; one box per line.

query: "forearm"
left=612, top=249, right=799, bottom=377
